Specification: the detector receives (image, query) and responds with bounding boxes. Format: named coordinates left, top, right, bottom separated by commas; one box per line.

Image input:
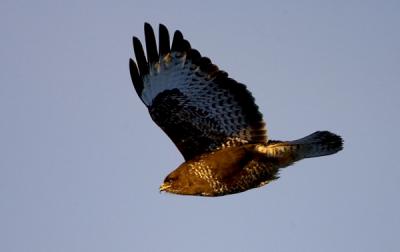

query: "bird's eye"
left=165, top=176, right=176, bottom=183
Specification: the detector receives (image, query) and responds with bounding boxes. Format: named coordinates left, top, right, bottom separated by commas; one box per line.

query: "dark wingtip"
left=144, top=23, right=159, bottom=64
left=159, top=23, right=167, bottom=31
left=159, top=24, right=170, bottom=56
left=132, top=36, right=139, bottom=44
left=174, top=30, right=183, bottom=40
left=132, top=35, right=148, bottom=76
left=129, top=58, right=144, bottom=99
left=171, top=30, right=184, bottom=52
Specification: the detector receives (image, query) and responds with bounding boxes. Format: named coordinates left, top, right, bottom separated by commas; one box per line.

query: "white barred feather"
left=141, top=52, right=256, bottom=138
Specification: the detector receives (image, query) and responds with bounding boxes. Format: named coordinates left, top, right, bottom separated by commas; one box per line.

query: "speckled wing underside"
left=129, top=23, right=267, bottom=161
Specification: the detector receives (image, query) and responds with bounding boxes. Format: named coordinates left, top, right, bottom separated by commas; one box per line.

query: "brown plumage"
left=129, top=23, right=343, bottom=197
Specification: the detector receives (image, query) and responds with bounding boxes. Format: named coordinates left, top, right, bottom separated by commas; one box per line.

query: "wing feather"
left=144, top=23, right=158, bottom=64
left=129, top=59, right=143, bottom=100
left=158, top=24, right=170, bottom=55
left=130, top=24, right=267, bottom=160
left=171, top=30, right=184, bottom=52
left=132, top=37, right=148, bottom=76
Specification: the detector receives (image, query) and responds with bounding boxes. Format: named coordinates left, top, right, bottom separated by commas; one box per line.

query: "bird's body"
left=160, top=131, right=342, bottom=196
left=160, top=144, right=278, bottom=196
left=129, top=23, right=343, bottom=196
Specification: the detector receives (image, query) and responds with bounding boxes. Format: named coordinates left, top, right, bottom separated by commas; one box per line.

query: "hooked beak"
left=159, top=182, right=171, bottom=192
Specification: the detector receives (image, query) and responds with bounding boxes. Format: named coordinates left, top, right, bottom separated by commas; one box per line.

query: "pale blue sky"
left=1, top=1, right=399, bottom=251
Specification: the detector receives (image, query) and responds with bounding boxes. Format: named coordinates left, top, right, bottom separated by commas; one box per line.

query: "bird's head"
left=159, top=164, right=213, bottom=196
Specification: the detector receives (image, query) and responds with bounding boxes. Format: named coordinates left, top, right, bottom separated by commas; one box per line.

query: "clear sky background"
left=1, top=0, right=399, bottom=251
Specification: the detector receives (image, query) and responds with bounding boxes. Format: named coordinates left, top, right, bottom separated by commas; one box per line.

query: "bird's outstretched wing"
left=129, top=23, right=266, bottom=160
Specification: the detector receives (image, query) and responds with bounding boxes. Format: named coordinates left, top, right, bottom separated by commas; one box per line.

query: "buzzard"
left=129, top=23, right=343, bottom=197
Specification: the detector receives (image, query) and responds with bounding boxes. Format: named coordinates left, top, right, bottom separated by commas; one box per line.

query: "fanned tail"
left=289, top=131, right=343, bottom=158
left=260, top=131, right=343, bottom=162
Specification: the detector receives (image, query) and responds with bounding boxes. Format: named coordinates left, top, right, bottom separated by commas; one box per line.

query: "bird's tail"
left=260, top=131, right=343, bottom=162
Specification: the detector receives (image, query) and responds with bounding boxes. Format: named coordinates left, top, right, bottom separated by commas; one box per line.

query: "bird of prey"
left=129, top=23, right=343, bottom=197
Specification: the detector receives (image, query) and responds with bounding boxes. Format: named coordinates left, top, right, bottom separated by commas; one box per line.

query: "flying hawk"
left=129, top=23, right=343, bottom=197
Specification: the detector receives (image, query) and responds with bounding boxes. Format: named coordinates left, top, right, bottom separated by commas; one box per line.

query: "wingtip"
left=171, top=30, right=184, bottom=52
left=174, top=30, right=183, bottom=39
left=144, top=22, right=153, bottom=32
left=158, top=23, right=171, bottom=56
left=132, top=36, right=140, bottom=45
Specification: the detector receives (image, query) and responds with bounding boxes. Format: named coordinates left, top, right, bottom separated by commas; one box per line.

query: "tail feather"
left=262, top=131, right=343, bottom=161
left=289, top=131, right=343, bottom=158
